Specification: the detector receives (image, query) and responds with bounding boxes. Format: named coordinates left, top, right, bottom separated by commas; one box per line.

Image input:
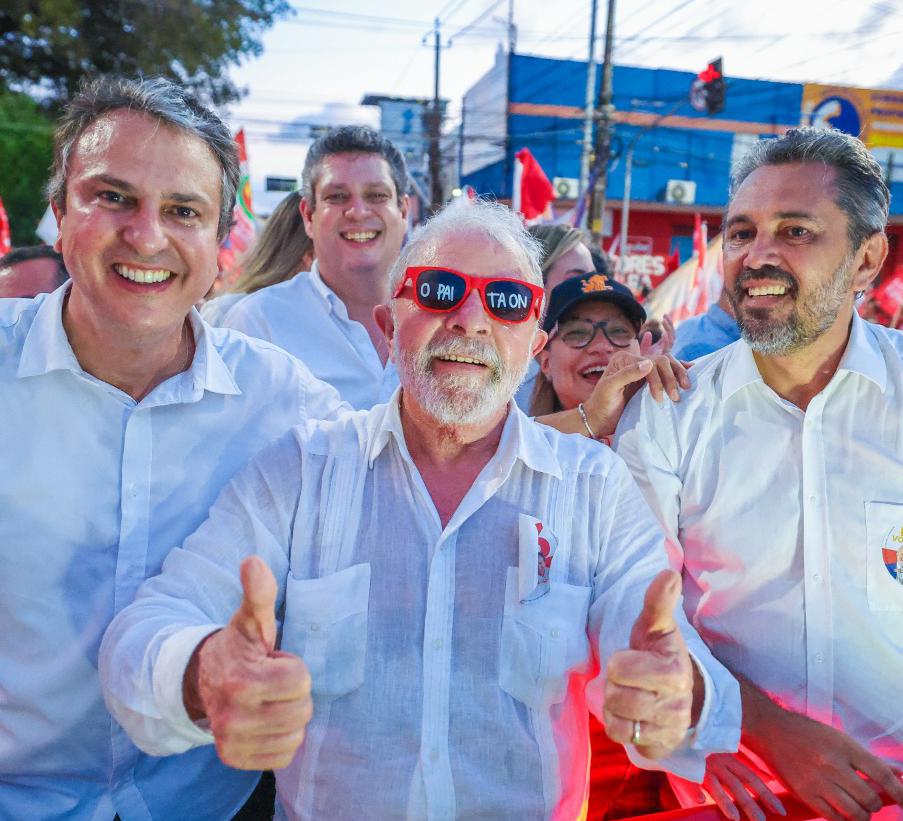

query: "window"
left=265, top=177, right=297, bottom=192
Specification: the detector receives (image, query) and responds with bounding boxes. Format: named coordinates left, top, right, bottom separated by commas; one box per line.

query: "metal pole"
left=578, top=0, right=599, bottom=228
left=503, top=0, right=516, bottom=202
left=429, top=18, right=443, bottom=212
left=589, top=0, right=616, bottom=245
left=618, top=142, right=633, bottom=275
left=458, top=104, right=465, bottom=188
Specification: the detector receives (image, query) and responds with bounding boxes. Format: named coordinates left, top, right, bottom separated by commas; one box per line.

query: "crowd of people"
left=1, top=74, right=901, bottom=821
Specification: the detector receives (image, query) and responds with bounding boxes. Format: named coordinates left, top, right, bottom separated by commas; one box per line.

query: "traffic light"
left=690, top=58, right=725, bottom=115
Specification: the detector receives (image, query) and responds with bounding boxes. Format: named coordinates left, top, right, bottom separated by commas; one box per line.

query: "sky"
left=225, top=0, right=903, bottom=210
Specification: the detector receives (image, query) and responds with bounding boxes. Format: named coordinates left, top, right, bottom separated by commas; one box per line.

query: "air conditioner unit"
left=665, top=179, right=697, bottom=205
left=552, top=177, right=580, bottom=199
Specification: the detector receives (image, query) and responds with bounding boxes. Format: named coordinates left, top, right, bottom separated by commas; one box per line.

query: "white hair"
left=388, top=197, right=544, bottom=293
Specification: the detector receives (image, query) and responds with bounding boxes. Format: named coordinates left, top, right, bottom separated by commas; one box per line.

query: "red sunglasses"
left=394, top=266, right=544, bottom=324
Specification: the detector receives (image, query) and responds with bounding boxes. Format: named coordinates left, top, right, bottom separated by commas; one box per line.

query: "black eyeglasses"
left=553, top=318, right=637, bottom=349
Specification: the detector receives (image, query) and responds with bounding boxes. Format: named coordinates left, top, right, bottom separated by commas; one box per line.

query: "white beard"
left=394, top=334, right=531, bottom=426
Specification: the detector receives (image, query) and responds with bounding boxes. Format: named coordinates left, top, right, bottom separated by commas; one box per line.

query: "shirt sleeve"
left=99, top=430, right=306, bottom=757
left=295, top=358, right=351, bottom=423
left=219, top=297, right=274, bottom=344
left=585, top=453, right=741, bottom=782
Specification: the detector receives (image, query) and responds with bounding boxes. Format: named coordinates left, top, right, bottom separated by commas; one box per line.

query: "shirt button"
left=812, top=573, right=822, bottom=584
left=432, top=638, right=443, bottom=650
left=310, top=623, right=320, bottom=632
left=550, top=628, right=560, bottom=638
left=814, top=653, right=824, bottom=663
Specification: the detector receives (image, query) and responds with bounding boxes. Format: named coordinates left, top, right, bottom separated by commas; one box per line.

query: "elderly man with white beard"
left=99, top=198, right=740, bottom=821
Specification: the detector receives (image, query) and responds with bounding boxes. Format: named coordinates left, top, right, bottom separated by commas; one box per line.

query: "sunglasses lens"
left=483, top=280, right=535, bottom=322
left=415, top=269, right=466, bottom=311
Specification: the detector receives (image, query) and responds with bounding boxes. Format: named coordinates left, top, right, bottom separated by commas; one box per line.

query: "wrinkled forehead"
left=310, top=152, right=398, bottom=197
left=414, top=231, right=534, bottom=282
left=727, top=161, right=840, bottom=220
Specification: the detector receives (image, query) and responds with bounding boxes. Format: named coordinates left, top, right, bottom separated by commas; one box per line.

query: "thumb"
left=629, top=569, right=681, bottom=652
left=231, top=556, right=278, bottom=652
left=604, top=357, right=653, bottom=388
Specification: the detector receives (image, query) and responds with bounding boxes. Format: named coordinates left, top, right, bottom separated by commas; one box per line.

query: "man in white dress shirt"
left=616, top=128, right=903, bottom=821
left=0, top=76, right=346, bottom=819
left=217, top=126, right=410, bottom=409
left=101, top=197, right=742, bottom=820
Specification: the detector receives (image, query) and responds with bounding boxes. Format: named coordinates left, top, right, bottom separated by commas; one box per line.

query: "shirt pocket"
left=281, top=562, right=371, bottom=698
left=865, top=501, right=903, bottom=612
left=498, top=566, right=592, bottom=709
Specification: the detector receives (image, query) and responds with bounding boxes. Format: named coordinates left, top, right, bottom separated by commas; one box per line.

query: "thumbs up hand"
left=183, top=557, right=312, bottom=770
left=603, top=570, right=697, bottom=760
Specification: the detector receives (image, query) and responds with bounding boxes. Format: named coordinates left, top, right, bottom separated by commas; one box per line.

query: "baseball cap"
left=542, top=272, right=647, bottom=332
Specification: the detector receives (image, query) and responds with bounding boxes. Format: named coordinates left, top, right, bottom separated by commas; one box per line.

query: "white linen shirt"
left=0, top=285, right=346, bottom=820
left=615, top=314, right=903, bottom=769
left=101, top=394, right=741, bottom=821
left=217, top=261, right=399, bottom=409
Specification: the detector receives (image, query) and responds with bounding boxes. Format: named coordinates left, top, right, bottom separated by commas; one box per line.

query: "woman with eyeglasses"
left=532, top=273, right=687, bottom=820
left=532, top=272, right=690, bottom=443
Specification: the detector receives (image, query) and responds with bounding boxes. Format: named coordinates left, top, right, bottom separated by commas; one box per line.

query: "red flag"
left=0, top=195, right=11, bottom=256
left=665, top=247, right=681, bottom=275
left=217, top=129, right=258, bottom=288
left=644, top=233, right=724, bottom=325
left=513, top=148, right=555, bottom=220
left=692, top=212, right=706, bottom=272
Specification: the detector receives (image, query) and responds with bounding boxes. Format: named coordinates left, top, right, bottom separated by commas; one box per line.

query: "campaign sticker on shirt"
left=518, top=514, right=558, bottom=603
left=865, top=501, right=903, bottom=611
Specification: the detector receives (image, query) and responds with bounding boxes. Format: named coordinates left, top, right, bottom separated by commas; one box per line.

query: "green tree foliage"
left=0, top=0, right=291, bottom=107
left=0, top=91, right=54, bottom=245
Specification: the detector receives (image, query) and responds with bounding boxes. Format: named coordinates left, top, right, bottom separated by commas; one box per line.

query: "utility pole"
left=428, top=17, right=444, bottom=213
left=458, top=105, right=465, bottom=188
left=578, top=0, right=599, bottom=230
left=588, top=0, right=616, bottom=245
left=503, top=0, right=516, bottom=202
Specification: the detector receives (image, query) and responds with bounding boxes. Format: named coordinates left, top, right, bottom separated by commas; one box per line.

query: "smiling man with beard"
left=100, top=197, right=742, bottom=821
left=616, top=128, right=903, bottom=821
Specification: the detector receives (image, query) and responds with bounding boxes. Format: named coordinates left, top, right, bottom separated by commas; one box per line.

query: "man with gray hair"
left=0, top=76, right=346, bottom=818
left=101, top=196, right=741, bottom=820
left=616, top=127, right=903, bottom=821
left=217, top=125, right=410, bottom=409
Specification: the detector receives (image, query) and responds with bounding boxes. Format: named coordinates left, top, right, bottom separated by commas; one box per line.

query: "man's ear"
left=399, top=193, right=410, bottom=221
left=373, top=303, right=396, bottom=360
left=531, top=328, right=549, bottom=359
left=51, top=201, right=64, bottom=253
left=852, top=231, right=889, bottom=293
left=300, top=197, right=314, bottom=235
left=537, top=346, right=552, bottom=377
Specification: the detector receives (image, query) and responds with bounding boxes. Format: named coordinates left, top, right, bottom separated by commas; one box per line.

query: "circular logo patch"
left=882, top=525, right=903, bottom=581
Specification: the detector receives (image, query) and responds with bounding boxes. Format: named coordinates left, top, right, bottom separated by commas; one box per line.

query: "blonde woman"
left=202, top=191, right=314, bottom=324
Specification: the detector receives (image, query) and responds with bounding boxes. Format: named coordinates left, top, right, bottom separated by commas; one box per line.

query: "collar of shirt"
left=308, top=259, right=352, bottom=321
left=721, top=311, right=886, bottom=402
left=365, top=387, right=564, bottom=482
left=16, top=281, right=241, bottom=402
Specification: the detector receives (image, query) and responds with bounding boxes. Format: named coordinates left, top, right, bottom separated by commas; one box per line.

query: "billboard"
left=802, top=83, right=903, bottom=148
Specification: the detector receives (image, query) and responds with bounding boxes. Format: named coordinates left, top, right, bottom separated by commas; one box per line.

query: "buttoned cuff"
left=152, top=624, right=223, bottom=746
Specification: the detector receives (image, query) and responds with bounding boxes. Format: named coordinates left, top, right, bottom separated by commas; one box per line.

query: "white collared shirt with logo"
left=101, top=393, right=741, bottom=821
left=0, top=284, right=347, bottom=820
left=616, top=313, right=903, bottom=769
left=217, top=261, right=399, bottom=410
